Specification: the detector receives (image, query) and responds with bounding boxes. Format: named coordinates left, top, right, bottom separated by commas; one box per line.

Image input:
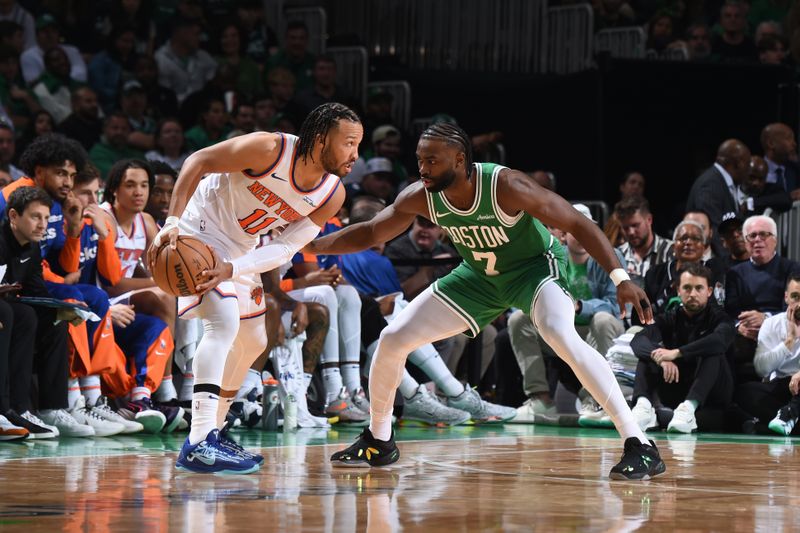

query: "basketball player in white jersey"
left=150, top=103, right=360, bottom=474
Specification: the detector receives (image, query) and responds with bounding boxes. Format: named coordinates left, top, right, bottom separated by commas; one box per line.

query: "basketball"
left=152, top=236, right=217, bottom=297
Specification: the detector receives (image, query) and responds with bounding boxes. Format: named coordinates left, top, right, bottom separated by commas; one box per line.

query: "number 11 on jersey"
left=472, top=251, right=499, bottom=276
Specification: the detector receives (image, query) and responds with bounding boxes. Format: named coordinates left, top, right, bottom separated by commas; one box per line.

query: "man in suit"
left=686, top=139, right=751, bottom=255
left=740, top=155, right=792, bottom=216
left=760, top=123, right=800, bottom=201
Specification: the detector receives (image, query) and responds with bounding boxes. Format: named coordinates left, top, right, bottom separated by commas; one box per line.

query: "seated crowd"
left=0, top=2, right=799, bottom=443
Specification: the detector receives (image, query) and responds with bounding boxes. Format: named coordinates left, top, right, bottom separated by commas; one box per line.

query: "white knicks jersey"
left=182, top=133, right=341, bottom=257
left=100, top=203, right=147, bottom=279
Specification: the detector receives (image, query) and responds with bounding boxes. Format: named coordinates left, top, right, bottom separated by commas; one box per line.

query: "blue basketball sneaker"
left=176, top=429, right=260, bottom=474
left=218, top=427, right=264, bottom=465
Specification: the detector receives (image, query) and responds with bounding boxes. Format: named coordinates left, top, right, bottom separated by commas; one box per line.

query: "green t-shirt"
left=567, top=260, right=591, bottom=326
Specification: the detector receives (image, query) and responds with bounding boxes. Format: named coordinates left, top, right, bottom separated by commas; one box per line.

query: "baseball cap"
left=572, top=203, right=596, bottom=223
left=122, top=80, right=145, bottom=94
left=372, top=124, right=400, bottom=145
left=364, top=157, right=393, bottom=178
left=718, top=211, right=744, bottom=236
left=36, top=14, right=58, bottom=31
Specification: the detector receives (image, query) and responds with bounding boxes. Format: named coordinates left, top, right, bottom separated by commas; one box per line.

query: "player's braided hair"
left=420, top=122, right=473, bottom=177
left=295, top=103, right=360, bottom=164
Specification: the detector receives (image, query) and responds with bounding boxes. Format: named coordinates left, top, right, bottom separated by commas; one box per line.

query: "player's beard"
left=320, top=143, right=345, bottom=176
left=425, top=168, right=457, bottom=193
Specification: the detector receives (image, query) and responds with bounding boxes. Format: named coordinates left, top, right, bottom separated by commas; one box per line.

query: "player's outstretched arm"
left=497, top=169, right=653, bottom=324
left=307, top=182, right=426, bottom=255
left=195, top=182, right=347, bottom=293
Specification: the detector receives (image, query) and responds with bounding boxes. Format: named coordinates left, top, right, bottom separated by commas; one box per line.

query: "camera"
left=794, top=307, right=800, bottom=322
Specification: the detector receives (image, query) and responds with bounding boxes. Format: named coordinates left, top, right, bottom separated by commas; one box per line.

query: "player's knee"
left=336, top=284, right=361, bottom=311
left=377, top=324, right=415, bottom=356
left=204, top=315, right=240, bottom=346
left=306, top=301, right=330, bottom=329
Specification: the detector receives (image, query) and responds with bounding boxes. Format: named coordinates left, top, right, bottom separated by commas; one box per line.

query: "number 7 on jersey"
left=472, top=251, right=499, bottom=276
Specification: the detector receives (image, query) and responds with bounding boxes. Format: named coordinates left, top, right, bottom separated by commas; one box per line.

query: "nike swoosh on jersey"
left=101, top=332, right=112, bottom=339
left=271, top=173, right=287, bottom=182
left=19, top=257, right=30, bottom=263
left=435, top=211, right=451, bottom=218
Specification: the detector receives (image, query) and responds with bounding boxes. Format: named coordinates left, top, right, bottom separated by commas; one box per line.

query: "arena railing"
left=594, top=27, right=646, bottom=59
left=367, top=81, right=412, bottom=132
left=546, top=4, right=594, bottom=74
left=327, top=46, right=369, bottom=110
left=327, top=0, right=549, bottom=74
left=285, top=7, right=328, bottom=56
left=774, top=200, right=800, bottom=261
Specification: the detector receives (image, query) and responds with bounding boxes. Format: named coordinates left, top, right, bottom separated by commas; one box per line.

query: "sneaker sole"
left=767, top=420, right=791, bottom=436
left=161, top=407, right=186, bottom=434
left=25, top=431, right=58, bottom=439
left=609, top=467, right=666, bottom=481
left=0, top=433, right=29, bottom=441
left=666, top=424, right=697, bottom=434
left=399, top=415, right=471, bottom=427
left=175, top=463, right=260, bottom=475
left=136, top=412, right=167, bottom=433
left=89, top=425, right=126, bottom=437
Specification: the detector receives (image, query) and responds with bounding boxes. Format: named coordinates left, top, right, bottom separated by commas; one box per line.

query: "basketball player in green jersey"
left=308, top=123, right=666, bottom=480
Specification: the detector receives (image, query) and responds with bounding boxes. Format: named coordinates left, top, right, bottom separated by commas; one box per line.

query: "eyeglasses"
left=744, top=231, right=774, bottom=242
left=676, top=235, right=703, bottom=243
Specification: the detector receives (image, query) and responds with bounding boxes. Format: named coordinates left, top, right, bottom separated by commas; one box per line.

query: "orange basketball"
left=152, top=236, right=217, bottom=297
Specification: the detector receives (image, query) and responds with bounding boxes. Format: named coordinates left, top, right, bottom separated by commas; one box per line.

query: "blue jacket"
left=575, top=249, right=625, bottom=321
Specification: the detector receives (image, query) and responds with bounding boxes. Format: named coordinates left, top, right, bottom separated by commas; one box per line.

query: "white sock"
left=635, top=396, right=652, bottom=410
left=131, top=386, right=150, bottom=402
left=303, top=372, right=313, bottom=392
left=533, top=282, right=649, bottom=445
left=179, top=372, right=194, bottom=402
left=216, top=396, right=235, bottom=428
left=398, top=371, right=421, bottom=399
left=79, top=375, right=102, bottom=407
left=189, top=392, right=220, bottom=445
left=408, top=345, right=463, bottom=397
left=340, top=361, right=362, bottom=393
left=322, top=367, right=344, bottom=403
left=155, top=375, right=178, bottom=402
left=236, top=369, right=262, bottom=400
left=67, top=378, right=81, bottom=409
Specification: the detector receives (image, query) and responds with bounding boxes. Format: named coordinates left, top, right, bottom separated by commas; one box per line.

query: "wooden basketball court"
left=0, top=425, right=797, bottom=531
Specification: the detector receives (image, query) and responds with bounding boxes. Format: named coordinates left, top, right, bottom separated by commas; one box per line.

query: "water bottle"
left=262, top=378, right=280, bottom=431
left=283, top=393, right=297, bottom=432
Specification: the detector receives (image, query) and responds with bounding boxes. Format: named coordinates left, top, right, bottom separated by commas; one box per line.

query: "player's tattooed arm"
left=497, top=168, right=653, bottom=323
left=307, top=181, right=427, bottom=255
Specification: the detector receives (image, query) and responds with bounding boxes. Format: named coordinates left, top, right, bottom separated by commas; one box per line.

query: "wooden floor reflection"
left=0, top=429, right=798, bottom=532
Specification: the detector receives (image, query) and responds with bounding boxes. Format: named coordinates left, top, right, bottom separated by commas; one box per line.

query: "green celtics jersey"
left=426, top=163, right=558, bottom=276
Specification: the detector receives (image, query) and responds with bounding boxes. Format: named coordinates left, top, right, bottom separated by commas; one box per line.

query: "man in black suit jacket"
left=761, top=123, right=800, bottom=200
left=0, top=186, right=69, bottom=432
left=686, top=139, right=751, bottom=255
left=740, top=155, right=792, bottom=216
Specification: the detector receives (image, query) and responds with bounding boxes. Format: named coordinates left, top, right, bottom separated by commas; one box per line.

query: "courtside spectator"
left=154, top=17, right=217, bottom=104
left=20, top=14, right=87, bottom=85
left=614, top=195, right=673, bottom=287
left=265, top=20, right=315, bottom=92
left=90, top=113, right=144, bottom=180
left=740, top=155, right=792, bottom=216
left=144, top=118, right=189, bottom=172
left=760, top=122, right=799, bottom=199
left=58, top=87, right=102, bottom=150
left=630, top=263, right=735, bottom=433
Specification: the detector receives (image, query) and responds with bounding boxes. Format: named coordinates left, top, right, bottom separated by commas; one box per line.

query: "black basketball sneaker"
left=609, top=437, right=666, bottom=480
left=331, top=428, right=400, bottom=467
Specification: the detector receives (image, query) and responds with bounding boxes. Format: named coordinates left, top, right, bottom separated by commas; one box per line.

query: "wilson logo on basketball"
left=173, top=263, right=191, bottom=296
left=251, top=286, right=263, bottom=305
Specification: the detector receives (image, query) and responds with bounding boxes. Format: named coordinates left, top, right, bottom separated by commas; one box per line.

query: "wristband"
left=610, top=268, right=630, bottom=287
left=163, top=216, right=179, bottom=228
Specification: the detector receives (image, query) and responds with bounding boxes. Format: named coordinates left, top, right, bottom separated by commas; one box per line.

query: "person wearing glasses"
left=725, top=215, right=800, bottom=383
left=643, top=220, right=725, bottom=317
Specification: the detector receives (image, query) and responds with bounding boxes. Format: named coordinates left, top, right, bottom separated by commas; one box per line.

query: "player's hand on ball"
left=148, top=216, right=180, bottom=269
left=617, top=280, right=654, bottom=324
left=196, top=249, right=232, bottom=294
